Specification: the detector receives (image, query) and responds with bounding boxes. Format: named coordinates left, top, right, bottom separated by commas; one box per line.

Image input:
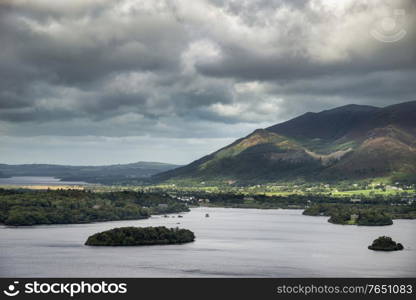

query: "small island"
left=85, top=226, right=195, bottom=246
left=368, top=236, right=404, bottom=251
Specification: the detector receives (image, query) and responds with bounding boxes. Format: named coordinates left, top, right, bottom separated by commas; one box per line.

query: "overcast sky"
left=1, top=0, right=415, bottom=165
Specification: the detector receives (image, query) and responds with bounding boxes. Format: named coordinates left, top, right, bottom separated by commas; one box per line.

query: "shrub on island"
left=368, top=236, right=404, bottom=251
left=85, top=226, right=195, bottom=246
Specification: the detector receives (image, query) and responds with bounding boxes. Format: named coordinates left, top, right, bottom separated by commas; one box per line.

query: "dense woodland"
left=0, top=189, right=188, bottom=226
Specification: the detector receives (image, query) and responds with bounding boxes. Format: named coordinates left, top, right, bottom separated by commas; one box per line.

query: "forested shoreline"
left=0, top=189, right=189, bottom=226
left=1, top=188, right=415, bottom=227
left=302, top=203, right=416, bottom=226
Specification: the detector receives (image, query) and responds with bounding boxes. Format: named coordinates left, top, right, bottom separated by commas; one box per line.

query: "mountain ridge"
left=155, top=101, right=416, bottom=184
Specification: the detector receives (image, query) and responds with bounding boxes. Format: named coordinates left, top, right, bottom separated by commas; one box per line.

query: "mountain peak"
left=155, top=101, right=416, bottom=184
left=321, top=103, right=378, bottom=113
left=266, top=103, right=379, bottom=141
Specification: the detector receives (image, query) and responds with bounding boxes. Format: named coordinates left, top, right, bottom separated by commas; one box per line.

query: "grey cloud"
left=191, top=0, right=416, bottom=82
left=265, top=70, right=416, bottom=103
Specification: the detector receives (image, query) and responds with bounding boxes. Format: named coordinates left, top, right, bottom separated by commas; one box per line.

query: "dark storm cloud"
left=0, top=3, right=187, bottom=85
left=0, top=0, right=415, bottom=164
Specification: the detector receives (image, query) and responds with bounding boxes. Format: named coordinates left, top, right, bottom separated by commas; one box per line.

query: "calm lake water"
left=0, top=176, right=88, bottom=186
left=0, top=207, right=415, bottom=277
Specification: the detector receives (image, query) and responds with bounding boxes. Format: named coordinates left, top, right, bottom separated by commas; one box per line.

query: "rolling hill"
left=155, top=101, right=416, bottom=184
left=0, top=162, right=180, bottom=185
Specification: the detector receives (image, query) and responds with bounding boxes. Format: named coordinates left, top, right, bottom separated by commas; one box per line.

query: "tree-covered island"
left=303, top=204, right=395, bottom=226
left=85, top=226, right=195, bottom=246
left=368, top=236, right=404, bottom=251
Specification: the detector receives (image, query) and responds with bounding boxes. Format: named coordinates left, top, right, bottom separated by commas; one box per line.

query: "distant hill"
left=155, top=101, right=416, bottom=184
left=0, top=162, right=180, bottom=185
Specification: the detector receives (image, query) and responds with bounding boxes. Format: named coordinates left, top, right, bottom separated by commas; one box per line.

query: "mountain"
left=0, top=162, right=180, bottom=184
left=155, top=101, right=416, bottom=184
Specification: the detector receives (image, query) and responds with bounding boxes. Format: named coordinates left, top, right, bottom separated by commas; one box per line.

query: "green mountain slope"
left=155, top=101, right=416, bottom=184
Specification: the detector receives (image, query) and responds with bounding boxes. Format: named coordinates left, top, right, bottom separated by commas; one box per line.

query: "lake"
left=0, top=207, right=415, bottom=277
left=0, top=176, right=88, bottom=186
